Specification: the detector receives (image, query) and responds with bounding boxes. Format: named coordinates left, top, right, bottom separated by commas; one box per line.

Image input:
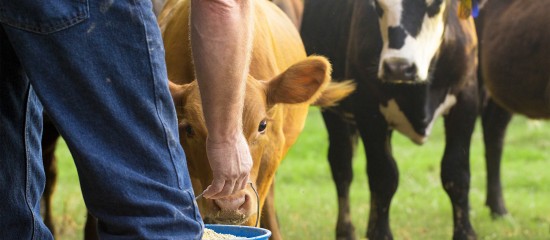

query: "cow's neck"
left=378, top=82, right=455, bottom=145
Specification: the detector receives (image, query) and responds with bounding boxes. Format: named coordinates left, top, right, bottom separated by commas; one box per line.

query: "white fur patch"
left=379, top=0, right=404, bottom=26
left=379, top=94, right=457, bottom=145
left=377, top=0, right=447, bottom=82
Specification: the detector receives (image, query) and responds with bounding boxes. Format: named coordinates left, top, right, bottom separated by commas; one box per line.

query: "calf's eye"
left=258, top=119, right=268, bottom=133
left=185, top=125, right=195, bottom=137
left=179, top=121, right=195, bottom=137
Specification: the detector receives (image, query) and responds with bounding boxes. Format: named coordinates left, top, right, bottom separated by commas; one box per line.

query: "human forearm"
left=190, top=0, right=254, bottom=198
left=190, top=0, right=254, bottom=143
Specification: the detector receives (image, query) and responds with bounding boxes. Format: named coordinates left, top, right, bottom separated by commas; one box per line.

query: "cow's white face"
left=375, top=0, right=447, bottom=83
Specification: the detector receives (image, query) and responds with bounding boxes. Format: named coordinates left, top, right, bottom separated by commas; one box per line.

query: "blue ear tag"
left=471, top=0, right=479, bottom=18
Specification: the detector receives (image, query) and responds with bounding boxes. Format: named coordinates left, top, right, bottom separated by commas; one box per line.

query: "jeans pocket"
left=0, top=0, right=89, bottom=34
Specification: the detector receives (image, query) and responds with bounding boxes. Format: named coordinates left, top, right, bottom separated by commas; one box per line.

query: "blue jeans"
left=0, top=0, right=203, bottom=239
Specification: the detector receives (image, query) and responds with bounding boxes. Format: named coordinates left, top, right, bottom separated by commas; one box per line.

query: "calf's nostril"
left=213, top=196, right=246, bottom=211
left=382, top=59, right=417, bottom=82
left=404, top=64, right=417, bottom=78
left=383, top=61, right=393, bottom=75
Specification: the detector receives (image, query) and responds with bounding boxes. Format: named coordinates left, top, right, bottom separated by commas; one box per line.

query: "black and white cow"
left=301, top=0, right=479, bottom=239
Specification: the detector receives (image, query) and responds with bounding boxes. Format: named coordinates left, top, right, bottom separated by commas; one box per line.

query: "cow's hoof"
left=490, top=209, right=509, bottom=219
left=336, top=235, right=356, bottom=240
left=453, top=229, right=477, bottom=240
left=487, top=203, right=508, bottom=218
left=366, top=229, right=393, bottom=240
left=336, top=222, right=356, bottom=240
left=485, top=197, right=508, bottom=218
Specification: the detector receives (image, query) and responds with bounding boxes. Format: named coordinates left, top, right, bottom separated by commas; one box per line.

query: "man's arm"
left=190, top=0, right=254, bottom=199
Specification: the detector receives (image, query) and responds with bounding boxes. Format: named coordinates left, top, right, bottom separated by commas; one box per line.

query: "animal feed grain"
left=202, top=228, right=244, bottom=240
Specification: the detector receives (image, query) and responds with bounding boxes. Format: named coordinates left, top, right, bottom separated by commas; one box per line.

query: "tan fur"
left=266, top=56, right=331, bottom=105
left=159, top=0, right=353, bottom=237
left=313, top=80, right=356, bottom=107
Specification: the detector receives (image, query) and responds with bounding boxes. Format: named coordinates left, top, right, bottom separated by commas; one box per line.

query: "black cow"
left=477, top=0, right=550, bottom=217
left=301, top=0, right=479, bottom=239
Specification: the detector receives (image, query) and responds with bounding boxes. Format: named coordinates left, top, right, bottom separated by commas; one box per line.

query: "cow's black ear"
left=427, top=0, right=443, bottom=17
left=265, top=56, right=332, bottom=105
left=374, top=0, right=384, bottom=18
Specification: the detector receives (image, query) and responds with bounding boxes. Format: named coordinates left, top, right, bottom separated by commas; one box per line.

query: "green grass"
left=51, top=108, right=550, bottom=239
left=48, top=139, right=86, bottom=239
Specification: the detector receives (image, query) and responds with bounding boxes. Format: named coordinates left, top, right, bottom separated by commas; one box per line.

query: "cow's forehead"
left=182, top=79, right=268, bottom=120
left=243, top=90, right=267, bottom=121
left=375, top=0, right=447, bottom=82
left=377, top=0, right=445, bottom=18
left=377, top=0, right=445, bottom=38
left=378, top=0, right=438, bottom=6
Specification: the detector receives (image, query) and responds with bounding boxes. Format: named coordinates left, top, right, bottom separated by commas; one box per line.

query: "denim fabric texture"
left=0, top=0, right=203, bottom=239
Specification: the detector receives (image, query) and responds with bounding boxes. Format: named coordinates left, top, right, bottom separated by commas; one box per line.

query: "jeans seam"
left=186, top=190, right=205, bottom=238
left=133, top=0, right=183, bottom=189
left=0, top=1, right=89, bottom=34
left=23, top=86, right=37, bottom=240
left=0, top=13, right=87, bottom=34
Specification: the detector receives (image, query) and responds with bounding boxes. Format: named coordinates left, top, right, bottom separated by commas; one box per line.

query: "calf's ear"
left=266, top=56, right=332, bottom=105
left=168, top=80, right=190, bottom=106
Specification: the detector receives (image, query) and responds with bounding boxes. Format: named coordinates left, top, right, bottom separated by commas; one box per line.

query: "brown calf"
left=159, top=0, right=354, bottom=239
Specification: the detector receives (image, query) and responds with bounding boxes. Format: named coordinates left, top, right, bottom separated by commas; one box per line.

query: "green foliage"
left=51, top=108, right=550, bottom=239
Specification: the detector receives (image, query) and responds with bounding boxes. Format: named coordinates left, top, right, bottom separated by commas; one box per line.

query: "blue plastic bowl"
left=204, top=224, right=271, bottom=240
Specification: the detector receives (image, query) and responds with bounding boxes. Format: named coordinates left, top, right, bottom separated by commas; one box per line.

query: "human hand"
left=200, top=134, right=253, bottom=199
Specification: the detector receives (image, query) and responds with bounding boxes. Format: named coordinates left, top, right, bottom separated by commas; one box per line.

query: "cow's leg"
left=441, top=89, right=478, bottom=240
left=322, top=110, right=358, bottom=240
left=41, top=115, right=60, bottom=237
left=359, top=114, right=398, bottom=240
left=481, top=98, right=512, bottom=217
left=260, top=182, right=282, bottom=240
left=84, top=213, right=99, bottom=240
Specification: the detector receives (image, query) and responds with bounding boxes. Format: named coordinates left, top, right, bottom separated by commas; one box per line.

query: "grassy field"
left=50, top=108, right=550, bottom=239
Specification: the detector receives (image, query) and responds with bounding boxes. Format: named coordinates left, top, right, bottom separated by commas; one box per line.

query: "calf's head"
left=170, top=56, right=335, bottom=226
left=374, top=0, right=449, bottom=83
